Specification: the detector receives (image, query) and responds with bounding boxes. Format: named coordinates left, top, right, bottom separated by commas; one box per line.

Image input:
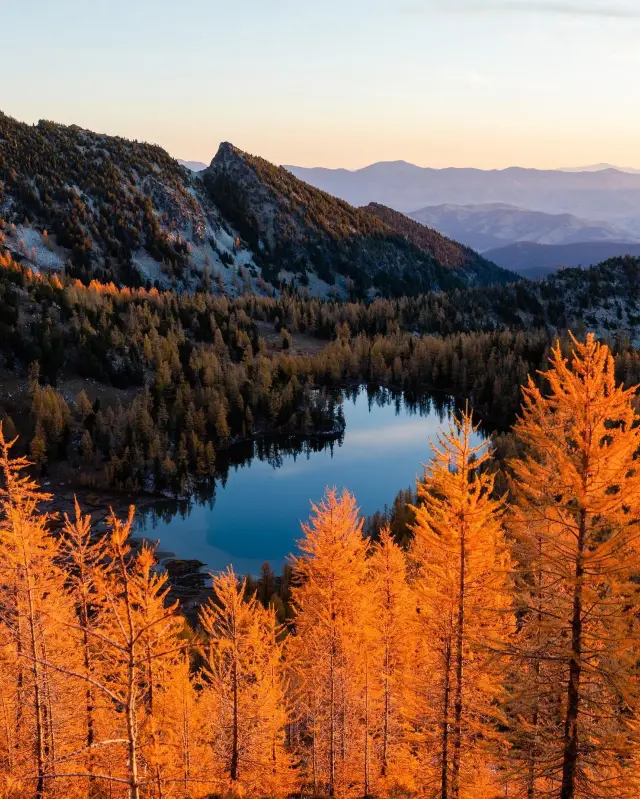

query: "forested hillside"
left=1, top=246, right=639, bottom=497
left=1, top=334, right=639, bottom=798
left=0, top=112, right=507, bottom=298
left=364, top=201, right=511, bottom=284
left=0, top=112, right=213, bottom=286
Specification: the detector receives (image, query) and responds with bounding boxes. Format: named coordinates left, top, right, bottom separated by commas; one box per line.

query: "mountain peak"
left=212, top=141, right=246, bottom=164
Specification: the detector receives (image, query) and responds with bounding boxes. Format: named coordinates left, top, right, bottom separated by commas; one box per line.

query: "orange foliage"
left=510, top=334, right=640, bottom=799
left=0, top=333, right=638, bottom=798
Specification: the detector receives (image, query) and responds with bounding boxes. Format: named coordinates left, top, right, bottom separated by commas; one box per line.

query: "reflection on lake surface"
left=135, top=387, right=478, bottom=575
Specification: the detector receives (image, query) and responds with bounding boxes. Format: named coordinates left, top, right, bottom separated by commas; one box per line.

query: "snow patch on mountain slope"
left=131, top=250, right=166, bottom=285
left=3, top=225, right=67, bottom=272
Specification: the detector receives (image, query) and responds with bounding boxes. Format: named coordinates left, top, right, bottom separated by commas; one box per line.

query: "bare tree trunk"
left=363, top=654, right=370, bottom=799
left=118, top=549, right=141, bottom=799
left=527, top=697, right=539, bottom=799
left=76, top=564, right=98, bottom=796
left=22, top=546, right=47, bottom=799
left=311, top=704, right=318, bottom=797
left=14, top=581, right=24, bottom=739
left=381, top=640, right=390, bottom=778
left=41, top=639, right=56, bottom=781
left=82, top=624, right=97, bottom=795
left=527, top=537, right=543, bottom=799
left=230, top=652, right=239, bottom=782
left=125, top=659, right=140, bottom=799
left=341, top=681, right=347, bottom=764
left=441, top=638, right=452, bottom=799
left=560, top=510, right=586, bottom=799
left=146, top=645, right=164, bottom=799
left=451, top=516, right=466, bottom=799
left=329, top=624, right=336, bottom=797
left=0, top=686, right=15, bottom=776
left=182, top=688, right=191, bottom=798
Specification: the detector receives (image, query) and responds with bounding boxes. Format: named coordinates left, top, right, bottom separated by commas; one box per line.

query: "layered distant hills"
left=287, top=160, right=640, bottom=277
left=178, top=159, right=208, bottom=172
left=484, top=241, right=640, bottom=279
left=558, top=163, right=640, bottom=175
left=286, top=161, right=640, bottom=235
left=407, top=203, right=639, bottom=253
left=0, top=112, right=513, bottom=297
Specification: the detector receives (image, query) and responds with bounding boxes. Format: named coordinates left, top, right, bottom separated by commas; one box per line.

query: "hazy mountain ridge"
left=178, top=159, right=208, bottom=172
left=287, top=162, right=640, bottom=235
left=484, top=241, right=640, bottom=279
left=558, top=163, right=640, bottom=174
left=408, top=203, right=639, bottom=252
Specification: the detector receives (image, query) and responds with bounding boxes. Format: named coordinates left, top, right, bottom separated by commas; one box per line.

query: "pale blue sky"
left=3, top=0, right=640, bottom=169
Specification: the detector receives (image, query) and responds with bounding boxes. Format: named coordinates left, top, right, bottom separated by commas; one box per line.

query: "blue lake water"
left=135, top=389, right=473, bottom=575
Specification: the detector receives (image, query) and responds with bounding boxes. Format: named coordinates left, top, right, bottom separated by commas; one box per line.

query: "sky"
left=3, top=0, right=640, bottom=170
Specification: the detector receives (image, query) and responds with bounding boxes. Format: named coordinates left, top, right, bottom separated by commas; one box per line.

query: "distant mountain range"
left=483, top=241, right=640, bottom=279
left=178, top=159, right=208, bottom=172
left=286, top=162, right=640, bottom=236
left=0, top=112, right=512, bottom=298
left=407, top=203, right=639, bottom=252
left=558, top=163, right=640, bottom=174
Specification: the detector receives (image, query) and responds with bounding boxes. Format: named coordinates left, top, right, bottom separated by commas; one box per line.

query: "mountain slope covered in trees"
left=0, top=112, right=510, bottom=298
left=0, top=111, right=221, bottom=287
left=363, top=201, right=512, bottom=284
left=1, top=242, right=638, bottom=497
left=201, top=143, right=515, bottom=294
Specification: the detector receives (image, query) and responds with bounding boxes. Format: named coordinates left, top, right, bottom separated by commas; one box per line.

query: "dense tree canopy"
left=0, top=334, right=638, bottom=798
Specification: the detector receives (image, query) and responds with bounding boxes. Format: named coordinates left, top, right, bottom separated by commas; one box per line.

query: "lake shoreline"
left=131, top=387, right=469, bottom=577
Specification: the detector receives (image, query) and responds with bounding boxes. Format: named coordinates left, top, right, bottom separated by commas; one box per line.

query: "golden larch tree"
left=52, top=507, right=186, bottom=799
left=367, top=527, right=419, bottom=795
left=59, top=499, right=113, bottom=794
left=510, top=334, right=640, bottom=799
left=198, top=568, right=292, bottom=796
left=411, top=410, right=513, bottom=799
left=0, top=424, right=86, bottom=799
left=289, top=488, right=369, bottom=798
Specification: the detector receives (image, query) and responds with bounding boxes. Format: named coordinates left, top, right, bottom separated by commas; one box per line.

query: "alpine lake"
left=133, top=387, right=481, bottom=577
